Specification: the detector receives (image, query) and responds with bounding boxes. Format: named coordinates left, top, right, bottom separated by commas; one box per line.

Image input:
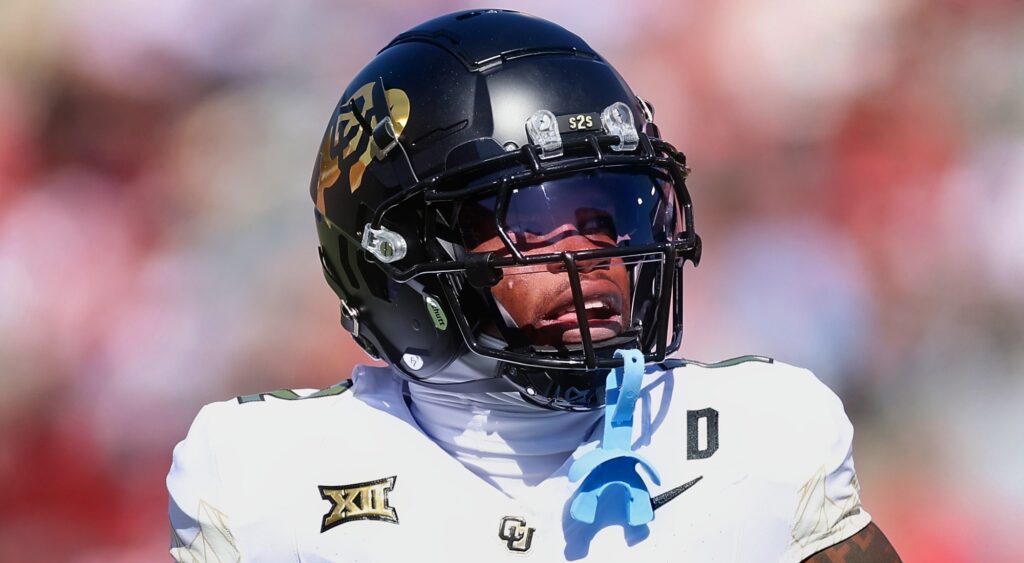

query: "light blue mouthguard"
left=568, top=349, right=660, bottom=526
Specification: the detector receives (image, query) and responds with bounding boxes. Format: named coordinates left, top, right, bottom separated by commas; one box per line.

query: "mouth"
left=536, top=281, right=625, bottom=344
left=544, top=296, right=621, bottom=323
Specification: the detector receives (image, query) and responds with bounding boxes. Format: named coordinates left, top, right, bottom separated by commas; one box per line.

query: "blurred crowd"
left=1, top=0, right=1021, bottom=561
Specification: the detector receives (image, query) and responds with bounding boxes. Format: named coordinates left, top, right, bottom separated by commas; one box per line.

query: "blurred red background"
left=1, top=1, right=1022, bottom=561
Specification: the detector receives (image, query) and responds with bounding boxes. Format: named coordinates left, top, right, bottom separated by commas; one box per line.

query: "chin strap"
left=568, top=349, right=661, bottom=526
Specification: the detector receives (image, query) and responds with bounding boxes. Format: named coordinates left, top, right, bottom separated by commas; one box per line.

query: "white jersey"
left=167, top=359, right=869, bottom=562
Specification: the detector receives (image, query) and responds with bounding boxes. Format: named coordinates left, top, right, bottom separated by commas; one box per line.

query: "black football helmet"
left=311, top=9, right=700, bottom=410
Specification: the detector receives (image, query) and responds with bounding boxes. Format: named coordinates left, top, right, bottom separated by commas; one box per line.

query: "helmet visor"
left=455, top=169, right=682, bottom=256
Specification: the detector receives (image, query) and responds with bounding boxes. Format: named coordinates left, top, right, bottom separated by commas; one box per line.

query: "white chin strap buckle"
left=525, top=109, right=563, bottom=159
left=361, top=224, right=407, bottom=263
left=601, top=101, right=639, bottom=152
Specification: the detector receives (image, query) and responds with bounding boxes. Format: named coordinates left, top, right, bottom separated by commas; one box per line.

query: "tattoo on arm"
left=802, top=522, right=902, bottom=563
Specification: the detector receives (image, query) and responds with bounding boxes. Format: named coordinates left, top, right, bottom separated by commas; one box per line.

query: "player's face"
left=468, top=223, right=632, bottom=347
left=456, top=170, right=681, bottom=348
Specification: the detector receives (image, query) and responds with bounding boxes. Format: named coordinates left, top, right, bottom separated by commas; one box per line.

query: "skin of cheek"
left=487, top=258, right=632, bottom=345
left=467, top=232, right=632, bottom=345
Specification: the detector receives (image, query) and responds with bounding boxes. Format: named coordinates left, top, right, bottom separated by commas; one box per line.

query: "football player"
left=168, top=10, right=900, bottom=562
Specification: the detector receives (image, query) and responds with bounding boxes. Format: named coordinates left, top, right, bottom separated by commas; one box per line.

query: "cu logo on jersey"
left=498, top=516, right=535, bottom=553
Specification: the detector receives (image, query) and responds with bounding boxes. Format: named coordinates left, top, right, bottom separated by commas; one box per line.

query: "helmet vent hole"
left=456, top=11, right=482, bottom=20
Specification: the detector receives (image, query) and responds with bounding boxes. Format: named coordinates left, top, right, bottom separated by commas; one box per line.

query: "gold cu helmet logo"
left=316, top=81, right=410, bottom=216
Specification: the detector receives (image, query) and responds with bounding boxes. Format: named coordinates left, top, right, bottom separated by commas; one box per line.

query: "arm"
left=802, top=522, right=901, bottom=563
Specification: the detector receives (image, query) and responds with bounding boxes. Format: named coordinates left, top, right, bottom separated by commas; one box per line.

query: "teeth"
left=549, top=298, right=616, bottom=319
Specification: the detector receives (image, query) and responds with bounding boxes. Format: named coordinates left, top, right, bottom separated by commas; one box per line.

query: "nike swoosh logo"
left=651, top=476, right=703, bottom=511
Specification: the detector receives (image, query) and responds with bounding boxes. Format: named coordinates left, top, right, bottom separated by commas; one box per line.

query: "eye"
left=578, top=212, right=616, bottom=237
